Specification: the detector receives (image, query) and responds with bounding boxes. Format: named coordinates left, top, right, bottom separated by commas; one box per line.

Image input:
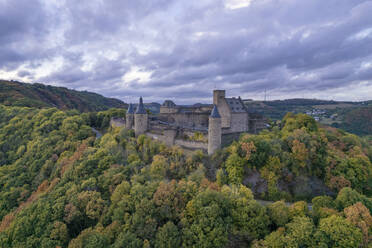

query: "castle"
left=112, top=90, right=265, bottom=154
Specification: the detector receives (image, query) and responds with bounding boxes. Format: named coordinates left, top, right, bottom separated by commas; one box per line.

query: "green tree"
left=68, top=228, right=109, bottom=248
left=216, top=168, right=228, bottom=187
left=181, top=190, right=232, bottom=248
left=255, top=216, right=315, bottom=248
left=312, top=195, right=336, bottom=221
left=225, top=153, right=245, bottom=184
left=112, top=232, right=142, bottom=248
left=268, top=201, right=290, bottom=227
left=336, top=187, right=372, bottom=212
left=155, top=221, right=181, bottom=248
left=314, top=215, right=363, bottom=248
left=231, top=198, right=271, bottom=243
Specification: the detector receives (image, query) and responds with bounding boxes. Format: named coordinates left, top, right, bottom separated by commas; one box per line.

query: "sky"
left=1, top=0, right=372, bottom=104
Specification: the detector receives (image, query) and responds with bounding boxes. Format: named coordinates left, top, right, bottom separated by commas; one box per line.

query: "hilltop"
left=0, top=80, right=126, bottom=112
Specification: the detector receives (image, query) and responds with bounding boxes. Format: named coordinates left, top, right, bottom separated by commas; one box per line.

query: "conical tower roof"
left=210, top=105, right=221, bottom=118
left=127, top=103, right=134, bottom=114
left=135, top=97, right=147, bottom=114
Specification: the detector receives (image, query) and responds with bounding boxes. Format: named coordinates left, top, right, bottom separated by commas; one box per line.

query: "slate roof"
left=135, top=97, right=147, bottom=114
left=162, top=100, right=176, bottom=108
left=225, top=97, right=247, bottom=113
left=210, top=105, right=221, bottom=118
left=127, top=103, right=134, bottom=114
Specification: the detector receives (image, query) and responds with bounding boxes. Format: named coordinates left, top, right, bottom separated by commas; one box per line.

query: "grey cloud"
left=0, top=0, right=51, bottom=71
left=0, top=0, right=47, bottom=43
left=63, top=0, right=175, bottom=44
left=0, top=0, right=372, bottom=103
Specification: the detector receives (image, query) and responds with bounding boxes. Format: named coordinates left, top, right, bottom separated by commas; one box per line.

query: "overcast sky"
left=1, top=0, right=372, bottom=104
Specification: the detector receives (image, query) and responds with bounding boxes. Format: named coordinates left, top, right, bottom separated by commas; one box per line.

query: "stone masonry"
left=112, top=90, right=266, bottom=154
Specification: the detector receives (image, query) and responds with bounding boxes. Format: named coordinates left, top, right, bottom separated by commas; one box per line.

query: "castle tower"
left=213, top=90, right=225, bottom=105
left=208, top=105, right=222, bottom=155
left=213, top=89, right=230, bottom=128
left=134, top=97, right=148, bottom=136
left=126, top=103, right=134, bottom=129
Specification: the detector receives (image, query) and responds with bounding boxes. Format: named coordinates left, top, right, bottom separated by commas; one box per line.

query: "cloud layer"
left=1, top=0, right=372, bottom=103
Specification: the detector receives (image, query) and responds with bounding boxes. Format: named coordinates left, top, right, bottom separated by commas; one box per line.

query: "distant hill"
left=0, top=80, right=127, bottom=112
left=333, top=105, right=372, bottom=136
left=244, top=98, right=372, bottom=135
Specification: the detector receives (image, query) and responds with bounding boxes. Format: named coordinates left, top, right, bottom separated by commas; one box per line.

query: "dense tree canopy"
left=217, top=112, right=372, bottom=200
left=0, top=106, right=371, bottom=247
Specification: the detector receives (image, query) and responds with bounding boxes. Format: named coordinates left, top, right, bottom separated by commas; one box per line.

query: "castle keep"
left=113, top=90, right=265, bottom=154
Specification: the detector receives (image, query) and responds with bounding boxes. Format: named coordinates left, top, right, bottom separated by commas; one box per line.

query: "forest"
left=0, top=80, right=126, bottom=112
left=0, top=105, right=371, bottom=247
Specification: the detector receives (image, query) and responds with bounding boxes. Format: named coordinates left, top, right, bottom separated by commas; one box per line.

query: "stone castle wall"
left=174, top=139, right=208, bottom=150
left=158, top=113, right=209, bottom=129
left=110, top=89, right=266, bottom=154
left=134, top=114, right=148, bottom=136
left=221, top=132, right=242, bottom=147
left=160, top=107, right=179, bottom=114
left=229, top=112, right=249, bottom=133
left=110, top=116, right=256, bottom=153
left=145, top=130, right=176, bottom=146
left=146, top=130, right=208, bottom=151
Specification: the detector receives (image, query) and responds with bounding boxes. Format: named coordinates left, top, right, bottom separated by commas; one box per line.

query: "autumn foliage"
left=0, top=106, right=371, bottom=247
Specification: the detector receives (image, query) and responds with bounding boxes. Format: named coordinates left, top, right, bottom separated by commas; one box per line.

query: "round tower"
left=208, top=105, right=222, bottom=155
left=126, top=103, right=135, bottom=129
left=134, top=97, right=148, bottom=136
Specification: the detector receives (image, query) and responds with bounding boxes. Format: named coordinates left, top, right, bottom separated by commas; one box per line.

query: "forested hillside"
left=0, top=105, right=371, bottom=247
left=245, top=99, right=372, bottom=136
left=333, top=106, right=372, bottom=136
left=0, top=80, right=126, bottom=112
